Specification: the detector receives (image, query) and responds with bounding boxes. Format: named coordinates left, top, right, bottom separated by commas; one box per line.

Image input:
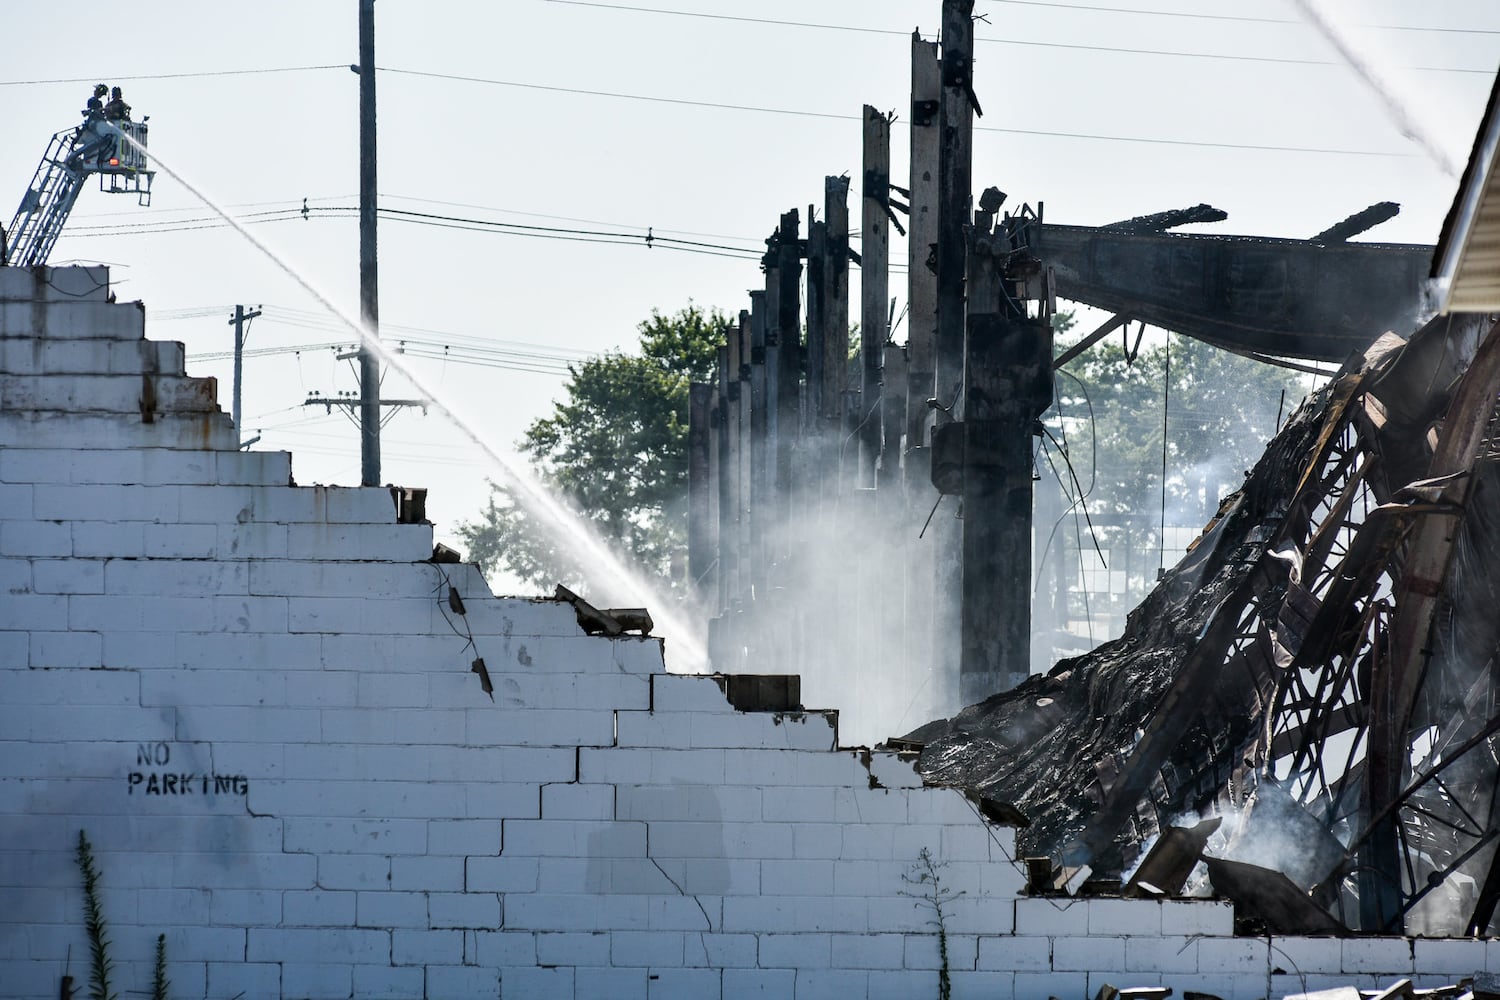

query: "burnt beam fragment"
left=1102, top=203, right=1227, bottom=234
left=1311, top=201, right=1400, bottom=243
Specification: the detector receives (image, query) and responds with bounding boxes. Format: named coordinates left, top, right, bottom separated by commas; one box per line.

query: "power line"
left=0, top=65, right=345, bottom=87
left=983, top=0, right=1500, bottom=34
left=380, top=66, right=1420, bottom=157
left=538, top=0, right=1494, bottom=72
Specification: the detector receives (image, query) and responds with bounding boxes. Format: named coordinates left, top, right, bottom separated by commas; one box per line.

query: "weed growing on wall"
left=903, top=846, right=963, bottom=1000
left=75, top=830, right=116, bottom=1000
left=151, top=934, right=169, bottom=1000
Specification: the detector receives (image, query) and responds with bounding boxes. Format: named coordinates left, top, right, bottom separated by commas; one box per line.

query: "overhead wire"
left=538, top=0, right=1495, bottom=73
left=378, top=66, right=1425, bottom=157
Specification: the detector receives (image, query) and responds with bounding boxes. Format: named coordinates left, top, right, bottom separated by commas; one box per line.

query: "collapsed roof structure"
left=910, top=71, right=1500, bottom=939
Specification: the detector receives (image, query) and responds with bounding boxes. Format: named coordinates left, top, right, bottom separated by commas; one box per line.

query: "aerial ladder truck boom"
left=1, top=92, right=153, bottom=268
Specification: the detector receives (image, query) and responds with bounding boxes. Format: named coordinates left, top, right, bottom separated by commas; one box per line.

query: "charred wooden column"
left=689, top=380, right=713, bottom=603
left=717, top=336, right=739, bottom=611
left=775, top=209, right=803, bottom=526
left=736, top=309, right=753, bottom=603
left=905, top=34, right=943, bottom=693
left=959, top=212, right=1055, bottom=703
left=747, top=290, right=769, bottom=606
left=823, top=178, right=851, bottom=483
left=806, top=217, right=827, bottom=435
left=861, top=108, right=891, bottom=488
left=907, top=34, right=941, bottom=460
left=933, top=0, right=975, bottom=694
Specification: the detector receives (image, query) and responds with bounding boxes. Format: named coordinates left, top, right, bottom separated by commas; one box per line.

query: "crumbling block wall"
left=0, top=266, right=1486, bottom=1000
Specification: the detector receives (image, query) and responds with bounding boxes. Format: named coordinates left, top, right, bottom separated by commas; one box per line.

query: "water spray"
left=1291, top=0, right=1461, bottom=179
left=113, top=131, right=708, bottom=670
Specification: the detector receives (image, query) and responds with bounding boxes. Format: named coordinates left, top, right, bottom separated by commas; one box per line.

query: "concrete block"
left=758, top=932, right=832, bottom=969
left=280, top=963, right=353, bottom=998
left=577, top=967, right=648, bottom=1000
left=28, top=629, right=102, bottom=668
left=134, top=888, right=211, bottom=926
left=428, top=819, right=503, bottom=856
left=652, top=858, right=761, bottom=896
left=723, top=895, right=851, bottom=934
left=464, top=781, right=544, bottom=819
left=208, top=961, right=280, bottom=999
left=474, top=929, right=538, bottom=966
left=725, top=968, right=796, bottom=998
left=286, top=522, right=433, bottom=562
left=141, top=668, right=284, bottom=708
left=505, top=893, right=647, bottom=931
left=1160, top=899, right=1234, bottom=936
left=1014, top=897, right=1088, bottom=936
left=794, top=970, right=869, bottom=999
left=0, top=520, right=69, bottom=557
left=0, top=593, right=67, bottom=631
left=31, top=558, right=103, bottom=594
left=390, top=855, right=464, bottom=892
left=977, top=935, right=1050, bottom=972
left=208, top=888, right=282, bottom=926
left=868, top=751, right=925, bottom=789
left=1090, top=897, right=1162, bottom=936
left=942, top=892, right=1017, bottom=936
left=465, top=707, right=616, bottom=748
left=618, top=784, right=761, bottom=824
left=282, top=890, right=356, bottom=927
left=648, top=968, right=721, bottom=999
left=830, top=933, right=907, bottom=970
left=465, top=856, right=539, bottom=893
left=357, top=671, right=429, bottom=708
left=867, top=969, right=942, bottom=1000
left=143, top=522, right=217, bottom=558
left=1413, top=937, right=1485, bottom=974
left=1198, top=935, right=1268, bottom=975
left=535, top=930, right=612, bottom=967
left=71, top=521, right=144, bottom=557
left=392, top=928, right=462, bottom=965
left=1123, top=934, right=1199, bottom=973
left=1343, top=937, right=1414, bottom=974
left=502, top=819, right=646, bottom=858
left=217, top=522, right=288, bottom=559
left=611, top=929, right=686, bottom=968
left=248, top=926, right=391, bottom=964
left=541, top=782, right=615, bottom=820
left=316, top=854, right=390, bottom=891
left=761, top=860, right=834, bottom=897
left=353, top=964, right=426, bottom=998
left=499, top=965, right=571, bottom=999
left=1013, top=970, right=1086, bottom=1000
left=652, top=674, right=734, bottom=713
left=791, top=823, right=844, bottom=861
left=428, top=891, right=500, bottom=929
left=153, top=925, right=246, bottom=962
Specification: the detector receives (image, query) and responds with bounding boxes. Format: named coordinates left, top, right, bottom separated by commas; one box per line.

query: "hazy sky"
left=3, top=0, right=1496, bottom=596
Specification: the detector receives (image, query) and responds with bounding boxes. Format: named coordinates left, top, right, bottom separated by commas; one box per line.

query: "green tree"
left=459, top=304, right=730, bottom=591
left=1040, top=310, right=1310, bottom=598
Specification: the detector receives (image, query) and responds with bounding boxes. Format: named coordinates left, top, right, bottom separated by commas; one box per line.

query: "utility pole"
left=933, top=0, right=976, bottom=694
left=229, top=304, right=261, bottom=448
left=358, top=0, right=381, bottom=487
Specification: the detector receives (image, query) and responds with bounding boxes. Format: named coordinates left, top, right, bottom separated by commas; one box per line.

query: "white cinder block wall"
left=0, top=267, right=1486, bottom=999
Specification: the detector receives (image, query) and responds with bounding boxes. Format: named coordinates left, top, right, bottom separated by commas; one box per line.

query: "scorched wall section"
left=0, top=266, right=1484, bottom=1000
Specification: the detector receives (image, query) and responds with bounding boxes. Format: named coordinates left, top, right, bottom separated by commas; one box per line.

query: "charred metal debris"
left=907, top=311, right=1500, bottom=937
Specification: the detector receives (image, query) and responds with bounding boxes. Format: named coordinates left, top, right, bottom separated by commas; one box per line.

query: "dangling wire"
left=1158, top=332, right=1172, bottom=573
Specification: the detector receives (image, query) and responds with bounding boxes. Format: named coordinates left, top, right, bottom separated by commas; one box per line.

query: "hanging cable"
left=1159, top=333, right=1172, bottom=574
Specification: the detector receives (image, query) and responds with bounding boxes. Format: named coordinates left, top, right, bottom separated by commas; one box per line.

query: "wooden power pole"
left=933, top=0, right=976, bottom=692
left=358, top=0, right=381, bottom=487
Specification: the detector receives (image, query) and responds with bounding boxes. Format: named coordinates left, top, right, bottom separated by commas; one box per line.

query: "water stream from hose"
left=117, top=134, right=707, bottom=669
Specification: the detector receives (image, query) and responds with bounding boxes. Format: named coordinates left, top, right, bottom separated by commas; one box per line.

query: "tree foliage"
left=1040, top=309, right=1310, bottom=593
left=459, top=304, right=730, bottom=592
